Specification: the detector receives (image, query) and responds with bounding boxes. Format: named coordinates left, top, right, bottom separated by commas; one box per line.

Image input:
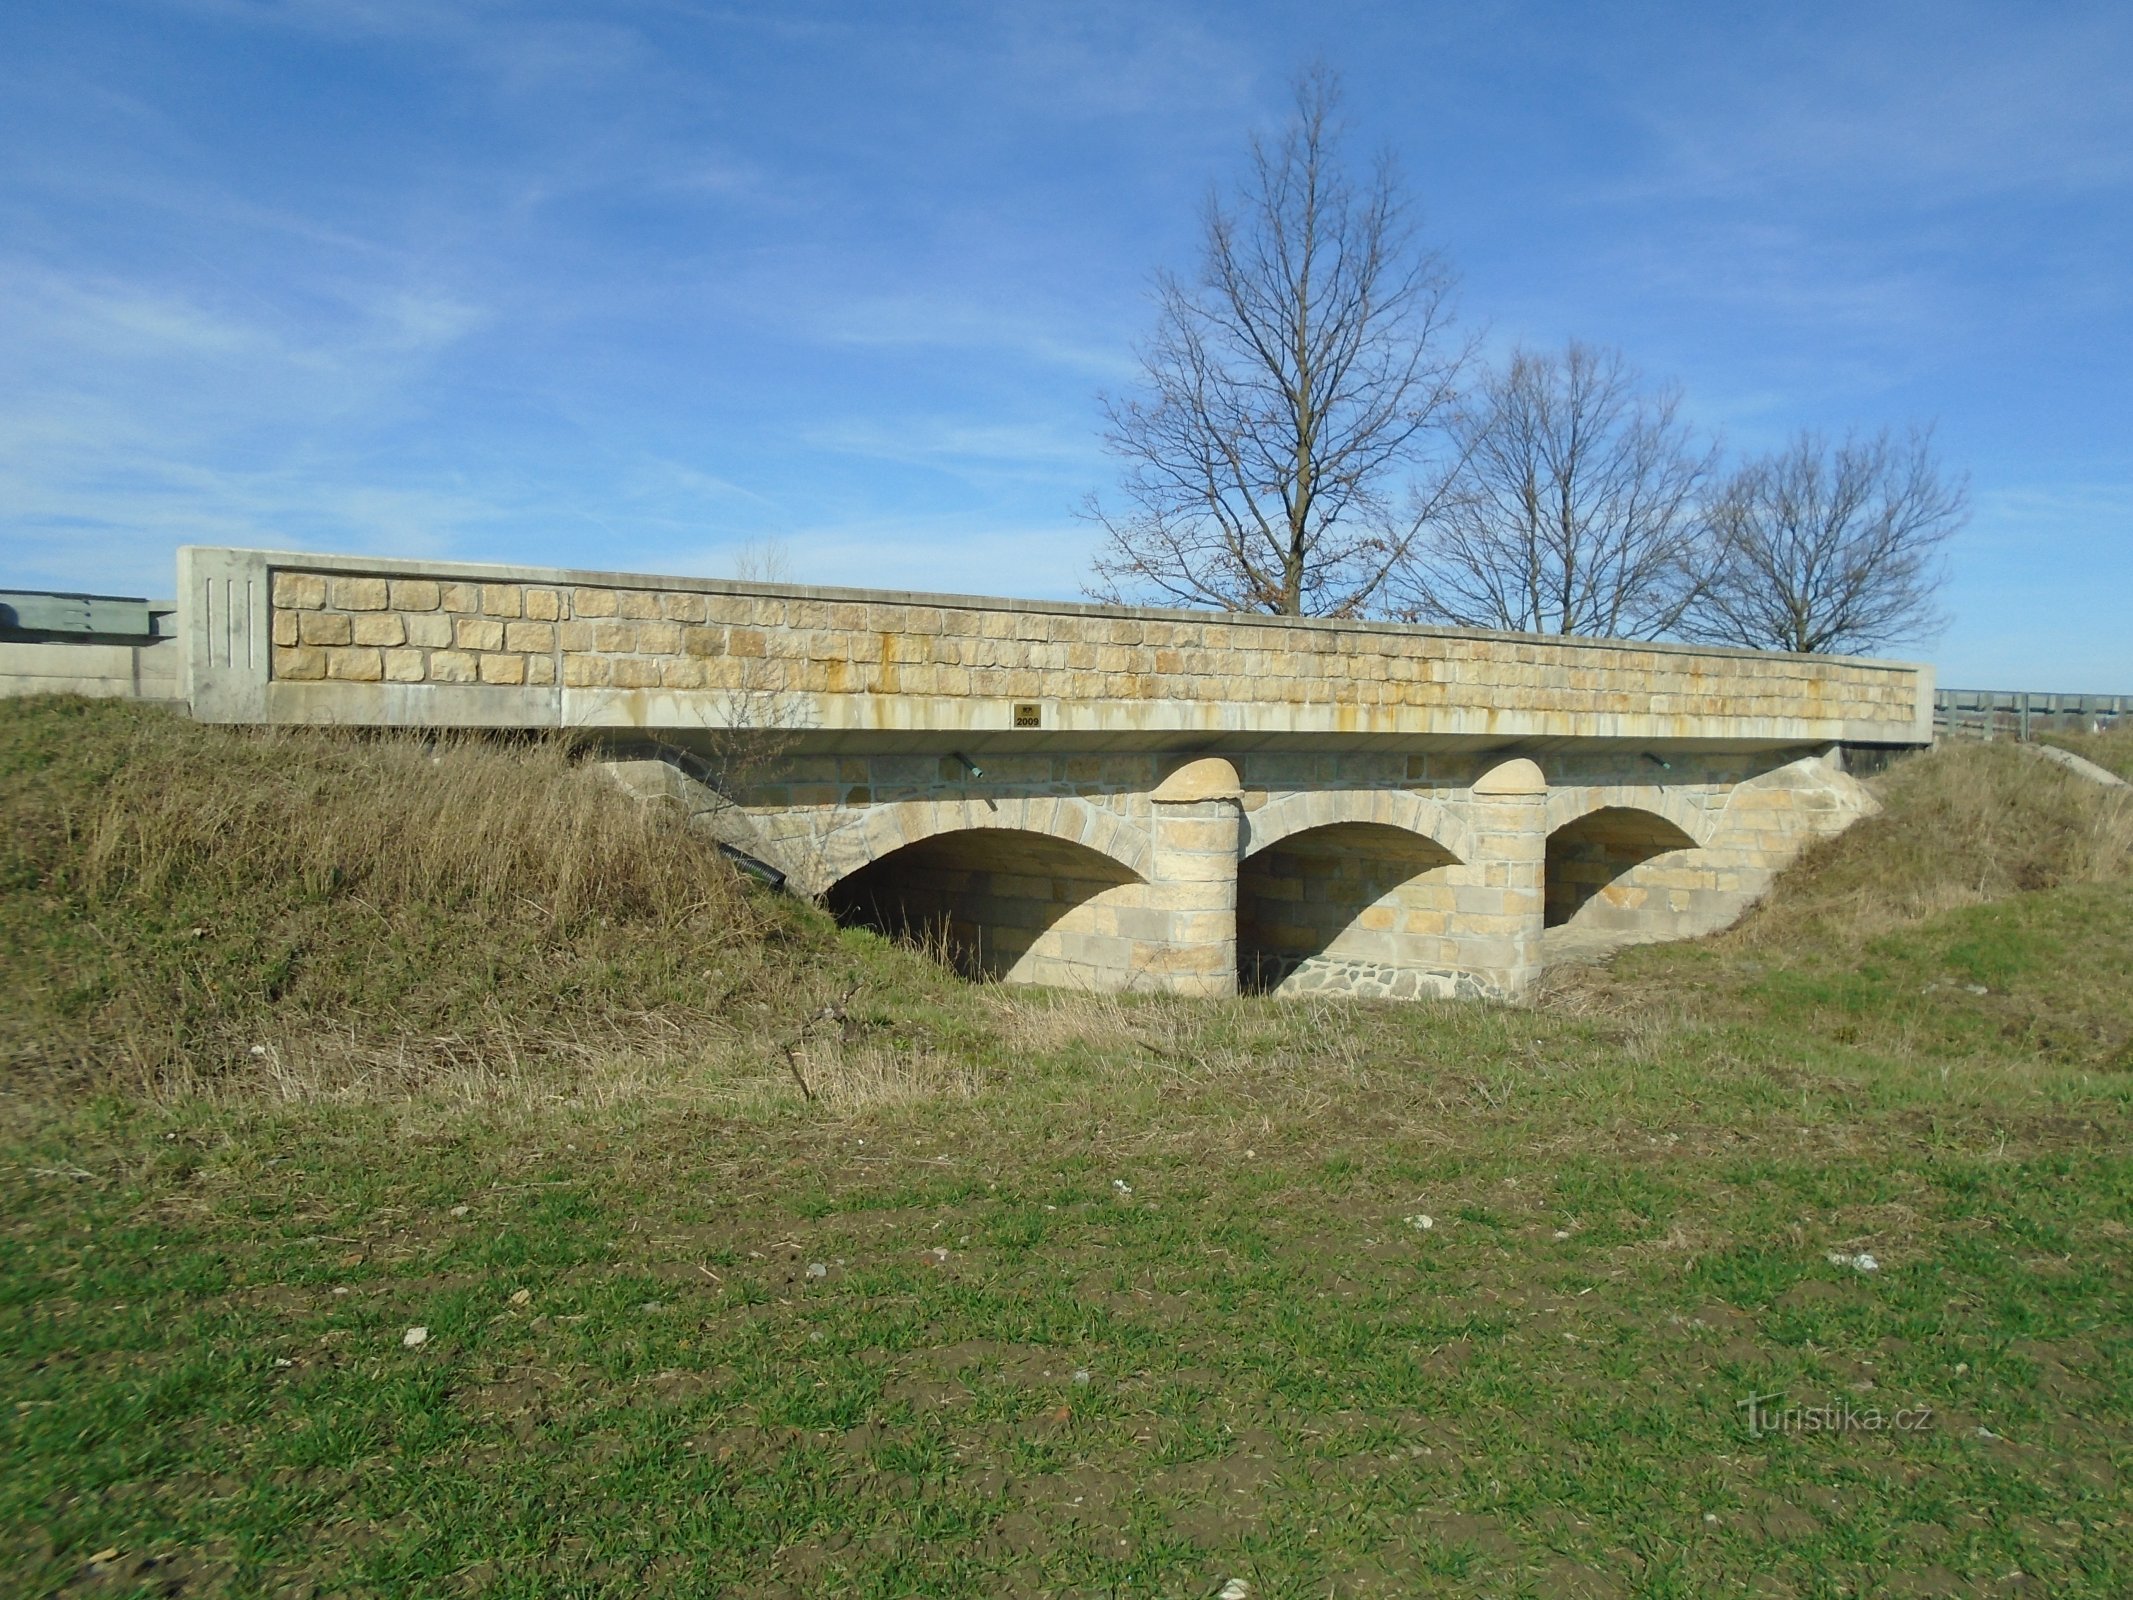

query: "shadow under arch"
left=1236, top=820, right=1463, bottom=995
left=1544, top=806, right=1700, bottom=929
left=825, top=826, right=1144, bottom=983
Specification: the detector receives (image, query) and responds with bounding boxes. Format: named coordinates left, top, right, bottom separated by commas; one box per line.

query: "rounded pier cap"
left=1152, top=756, right=1243, bottom=804
left=1472, top=757, right=1546, bottom=796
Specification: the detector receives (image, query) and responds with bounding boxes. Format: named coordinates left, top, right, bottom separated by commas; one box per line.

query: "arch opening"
left=826, top=827, right=1143, bottom=986
left=1237, top=821, right=1461, bottom=998
left=1544, top=806, right=1699, bottom=929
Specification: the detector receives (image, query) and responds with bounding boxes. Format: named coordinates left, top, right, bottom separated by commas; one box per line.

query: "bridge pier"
left=1464, top=757, right=1550, bottom=1001
left=1137, top=758, right=1245, bottom=997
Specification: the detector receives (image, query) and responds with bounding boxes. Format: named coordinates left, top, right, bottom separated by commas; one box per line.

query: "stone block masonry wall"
left=187, top=547, right=1933, bottom=745
left=268, top=571, right=709, bottom=691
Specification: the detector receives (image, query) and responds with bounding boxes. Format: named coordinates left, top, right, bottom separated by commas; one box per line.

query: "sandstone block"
left=440, top=582, right=479, bottom=614
left=636, top=621, right=682, bottom=655
left=658, top=591, right=707, bottom=623
left=389, top=579, right=441, bottom=611
left=562, top=655, right=610, bottom=688
left=556, top=621, right=595, bottom=651
left=297, top=611, right=352, bottom=646
left=478, top=653, right=527, bottom=685
left=352, top=613, right=405, bottom=647
left=272, top=572, right=327, bottom=609
left=271, top=611, right=299, bottom=647
left=574, top=587, right=618, bottom=617
left=455, top=617, right=506, bottom=652
left=404, top=613, right=453, bottom=648
left=332, top=576, right=389, bottom=611
left=617, top=590, right=661, bottom=620
left=479, top=583, right=522, bottom=618
left=327, top=647, right=384, bottom=681
left=593, top=622, right=637, bottom=653
left=1153, top=816, right=1241, bottom=854
left=523, top=587, right=561, bottom=621
left=383, top=648, right=426, bottom=683
left=429, top=650, right=477, bottom=684
left=1156, top=879, right=1235, bottom=912
left=505, top=620, right=555, bottom=652
left=526, top=655, right=556, bottom=686
left=683, top=625, right=727, bottom=658
left=273, top=645, right=325, bottom=680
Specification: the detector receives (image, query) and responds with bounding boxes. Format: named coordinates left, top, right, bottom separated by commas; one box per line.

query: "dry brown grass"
left=1725, top=737, right=2133, bottom=948
left=0, top=698, right=876, bottom=1100
left=70, top=724, right=746, bottom=931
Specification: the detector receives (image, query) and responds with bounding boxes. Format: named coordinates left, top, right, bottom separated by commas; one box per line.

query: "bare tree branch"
left=1682, top=426, right=1964, bottom=654
left=1396, top=341, right=1715, bottom=638
left=1085, top=65, right=1468, bottom=617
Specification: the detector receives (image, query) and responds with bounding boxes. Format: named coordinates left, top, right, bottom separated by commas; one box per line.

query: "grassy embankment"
left=3, top=696, right=2131, bottom=1599
left=2038, top=724, right=2133, bottom=782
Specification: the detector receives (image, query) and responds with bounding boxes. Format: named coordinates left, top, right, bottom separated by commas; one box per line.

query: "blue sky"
left=2, top=0, right=2128, bottom=688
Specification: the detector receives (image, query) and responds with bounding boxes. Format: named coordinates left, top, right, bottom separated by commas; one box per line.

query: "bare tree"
left=1085, top=66, right=1467, bottom=617
left=1683, top=427, right=1964, bottom=654
left=1396, top=341, right=1716, bottom=638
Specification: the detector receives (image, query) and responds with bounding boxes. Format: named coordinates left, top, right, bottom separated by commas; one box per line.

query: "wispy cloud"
left=1598, top=4, right=2133, bottom=207
left=800, top=292, right=1135, bottom=379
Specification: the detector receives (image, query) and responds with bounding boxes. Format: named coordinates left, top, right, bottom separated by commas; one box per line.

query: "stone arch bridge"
left=180, top=546, right=1932, bottom=1001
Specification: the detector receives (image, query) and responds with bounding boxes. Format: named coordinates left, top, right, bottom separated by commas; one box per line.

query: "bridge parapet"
left=181, top=546, right=1933, bottom=748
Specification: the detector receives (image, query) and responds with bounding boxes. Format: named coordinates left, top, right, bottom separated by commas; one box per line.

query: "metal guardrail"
left=1934, top=689, right=2129, bottom=741
left=0, top=590, right=171, bottom=640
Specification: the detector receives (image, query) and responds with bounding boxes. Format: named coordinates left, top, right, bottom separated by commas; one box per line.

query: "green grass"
left=3, top=699, right=2132, bottom=1598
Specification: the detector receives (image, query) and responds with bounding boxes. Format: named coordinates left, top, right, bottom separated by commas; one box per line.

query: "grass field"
left=4, top=699, right=2131, bottom=1598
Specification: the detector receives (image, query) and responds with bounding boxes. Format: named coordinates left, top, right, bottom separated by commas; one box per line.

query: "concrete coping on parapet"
left=185, top=544, right=1929, bottom=677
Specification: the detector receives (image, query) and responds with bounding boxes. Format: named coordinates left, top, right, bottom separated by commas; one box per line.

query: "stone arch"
left=1545, top=786, right=1714, bottom=847
left=1237, top=806, right=1469, bottom=1000
left=1543, top=802, right=1703, bottom=930
left=818, top=795, right=1152, bottom=896
left=826, top=824, right=1146, bottom=984
left=1244, top=789, right=1474, bottom=867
